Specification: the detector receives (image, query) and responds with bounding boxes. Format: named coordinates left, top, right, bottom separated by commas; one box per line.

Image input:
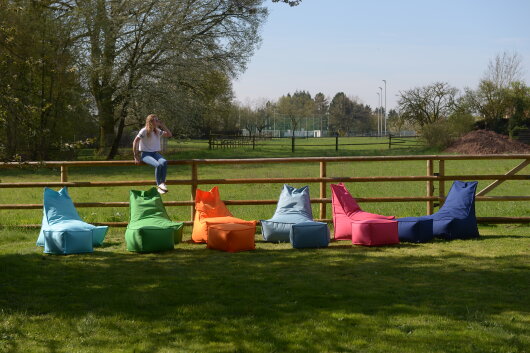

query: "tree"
left=484, top=51, right=524, bottom=90
left=272, top=0, right=302, bottom=5
left=397, top=82, right=459, bottom=128
left=464, top=80, right=508, bottom=131
left=314, top=92, right=328, bottom=132
left=506, top=82, right=530, bottom=136
left=61, top=0, right=268, bottom=159
left=0, top=1, right=91, bottom=160
left=465, top=51, right=527, bottom=134
left=277, top=91, right=314, bottom=135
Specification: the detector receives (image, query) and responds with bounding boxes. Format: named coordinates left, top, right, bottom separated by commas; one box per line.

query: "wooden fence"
left=1, top=154, right=529, bottom=227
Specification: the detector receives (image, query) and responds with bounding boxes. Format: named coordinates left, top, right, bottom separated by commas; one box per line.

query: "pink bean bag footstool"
left=351, top=219, right=399, bottom=246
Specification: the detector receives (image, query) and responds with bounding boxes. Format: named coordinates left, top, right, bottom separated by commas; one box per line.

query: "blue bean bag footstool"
left=262, top=184, right=315, bottom=242
left=397, top=217, right=434, bottom=243
left=289, top=221, right=330, bottom=249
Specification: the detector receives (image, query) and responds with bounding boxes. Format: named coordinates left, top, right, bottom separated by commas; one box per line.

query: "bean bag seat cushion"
left=207, top=223, right=256, bottom=252
left=397, top=217, right=434, bottom=243
left=331, top=183, right=395, bottom=240
left=261, top=184, right=314, bottom=242
left=44, top=230, right=93, bottom=255
left=351, top=219, right=399, bottom=246
left=192, top=187, right=256, bottom=243
left=36, top=187, right=108, bottom=252
left=427, top=180, right=480, bottom=240
left=289, top=221, right=330, bottom=249
left=125, top=188, right=184, bottom=252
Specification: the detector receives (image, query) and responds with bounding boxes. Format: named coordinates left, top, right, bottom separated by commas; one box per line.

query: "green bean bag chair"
left=125, top=188, right=184, bottom=253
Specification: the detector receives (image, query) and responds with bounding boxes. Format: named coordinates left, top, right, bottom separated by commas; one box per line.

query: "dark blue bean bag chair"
left=398, top=180, right=479, bottom=242
left=261, top=184, right=314, bottom=242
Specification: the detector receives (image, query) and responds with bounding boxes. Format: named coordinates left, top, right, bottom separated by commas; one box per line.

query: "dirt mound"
left=444, top=130, right=530, bottom=154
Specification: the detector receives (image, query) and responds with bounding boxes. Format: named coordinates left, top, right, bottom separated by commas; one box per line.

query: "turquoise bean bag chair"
left=125, top=188, right=184, bottom=253
left=36, top=187, right=108, bottom=254
left=261, top=184, right=314, bottom=242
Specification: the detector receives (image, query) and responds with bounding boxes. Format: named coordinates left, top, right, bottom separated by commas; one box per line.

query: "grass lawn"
left=1, top=139, right=529, bottom=352
left=0, top=225, right=529, bottom=353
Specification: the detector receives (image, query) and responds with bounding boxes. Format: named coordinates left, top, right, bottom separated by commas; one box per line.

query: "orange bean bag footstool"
left=207, top=223, right=256, bottom=253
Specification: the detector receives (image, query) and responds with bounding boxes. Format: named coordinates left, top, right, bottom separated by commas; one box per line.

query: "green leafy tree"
left=61, top=0, right=267, bottom=158
left=0, top=1, right=91, bottom=160
left=277, top=91, right=314, bottom=136
left=314, top=92, right=329, bottom=132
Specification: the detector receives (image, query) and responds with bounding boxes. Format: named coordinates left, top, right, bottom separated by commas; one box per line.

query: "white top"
left=137, top=127, right=163, bottom=152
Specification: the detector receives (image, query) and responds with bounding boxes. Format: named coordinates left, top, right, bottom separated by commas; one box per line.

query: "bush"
left=420, top=121, right=455, bottom=150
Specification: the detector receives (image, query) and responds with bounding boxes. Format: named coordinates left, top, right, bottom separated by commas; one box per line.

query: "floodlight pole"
left=378, top=87, right=383, bottom=136
left=382, top=80, right=387, bottom=135
left=376, top=92, right=381, bottom=136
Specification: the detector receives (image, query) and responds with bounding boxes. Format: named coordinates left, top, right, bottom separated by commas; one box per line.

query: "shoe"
left=158, top=183, right=168, bottom=192
left=157, top=186, right=167, bottom=194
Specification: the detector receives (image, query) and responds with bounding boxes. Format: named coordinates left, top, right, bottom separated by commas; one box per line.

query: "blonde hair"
left=145, top=114, right=158, bottom=137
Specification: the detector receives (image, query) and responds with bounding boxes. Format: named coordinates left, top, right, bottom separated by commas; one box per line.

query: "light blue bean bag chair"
left=36, top=187, right=108, bottom=254
left=261, top=184, right=315, bottom=242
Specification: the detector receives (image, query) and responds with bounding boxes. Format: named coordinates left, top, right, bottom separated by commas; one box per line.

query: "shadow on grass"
left=1, top=236, right=529, bottom=352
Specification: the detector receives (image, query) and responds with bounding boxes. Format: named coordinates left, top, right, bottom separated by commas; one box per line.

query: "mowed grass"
left=1, top=139, right=529, bottom=352
left=1, top=225, right=529, bottom=353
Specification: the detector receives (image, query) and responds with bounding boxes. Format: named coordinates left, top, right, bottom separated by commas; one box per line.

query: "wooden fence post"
left=191, top=161, right=198, bottom=222
left=335, top=133, right=339, bottom=151
left=438, top=159, right=445, bottom=208
left=291, top=135, right=295, bottom=153
left=61, top=165, right=68, bottom=182
left=388, top=134, right=392, bottom=149
left=319, top=161, right=327, bottom=220
left=426, top=159, right=434, bottom=215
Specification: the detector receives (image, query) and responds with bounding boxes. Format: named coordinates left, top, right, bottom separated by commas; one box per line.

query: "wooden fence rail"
left=1, top=154, right=529, bottom=227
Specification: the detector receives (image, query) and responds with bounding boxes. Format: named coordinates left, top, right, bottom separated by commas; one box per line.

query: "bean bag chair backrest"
left=434, top=181, right=478, bottom=219
left=195, top=186, right=232, bottom=218
left=331, top=183, right=361, bottom=218
left=129, top=187, right=170, bottom=223
left=44, top=187, right=82, bottom=224
left=271, top=184, right=313, bottom=222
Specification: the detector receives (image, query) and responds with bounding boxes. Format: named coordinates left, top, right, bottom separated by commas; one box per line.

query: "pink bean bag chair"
left=331, top=183, right=395, bottom=240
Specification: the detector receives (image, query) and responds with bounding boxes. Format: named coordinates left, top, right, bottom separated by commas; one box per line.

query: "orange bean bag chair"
left=191, top=186, right=256, bottom=243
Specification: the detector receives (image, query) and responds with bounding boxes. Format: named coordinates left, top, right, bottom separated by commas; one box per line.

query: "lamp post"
left=378, top=87, right=383, bottom=136
left=376, top=92, right=381, bottom=136
left=382, top=80, right=387, bottom=135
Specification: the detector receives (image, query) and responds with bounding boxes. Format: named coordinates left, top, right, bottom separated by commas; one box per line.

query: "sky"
left=232, top=0, right=530, bottom=111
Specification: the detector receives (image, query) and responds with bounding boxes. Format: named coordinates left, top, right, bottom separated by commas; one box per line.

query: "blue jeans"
left=141, top=151, right=167, bottom=186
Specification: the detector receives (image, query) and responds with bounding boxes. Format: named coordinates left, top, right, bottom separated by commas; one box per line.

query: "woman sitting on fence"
left=133, top=114, right=172, bottom=194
